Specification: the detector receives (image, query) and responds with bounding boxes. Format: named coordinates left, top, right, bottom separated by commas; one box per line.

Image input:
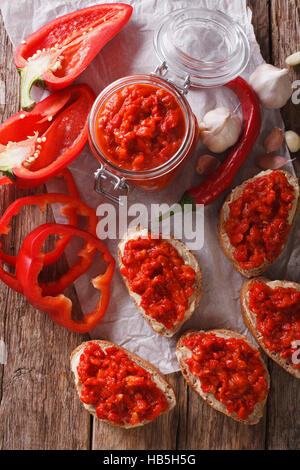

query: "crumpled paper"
left=1, top=0, right=299, bottom=373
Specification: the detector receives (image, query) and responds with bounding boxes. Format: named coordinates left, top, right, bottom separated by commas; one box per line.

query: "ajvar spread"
left=77, top=342, right=168, bottom=426
left=120, top=235, right=196, bottom=330
left=248, top=281, right=300, bottom=369
left=182, top=332, right=268, bottom=420
left=96, top=83, right=186, bottom=171
left=225, top=171, right=295, bottom=270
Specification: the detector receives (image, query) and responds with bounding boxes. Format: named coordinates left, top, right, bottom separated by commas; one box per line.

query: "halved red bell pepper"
left=15, top=3, right=133, bottom=110
left=16, top=223, right=115, bottom=333
left=0, top=84, right=95, bottom=188
left=0, top=193, right=97, bottom=296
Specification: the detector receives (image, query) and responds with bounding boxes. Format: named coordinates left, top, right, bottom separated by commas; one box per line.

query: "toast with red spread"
left=219, top=170, right=299, bottom=278
left=241, top=278, right=300, bottom=379
left=71, top=340, right=176, bottom=428
left=118, top=226, right=202, bottom=337
left=176, top=329, right=270, bottom=425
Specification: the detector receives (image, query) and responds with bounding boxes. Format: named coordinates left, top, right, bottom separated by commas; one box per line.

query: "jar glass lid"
left=153, top=7, right=250, bottom=87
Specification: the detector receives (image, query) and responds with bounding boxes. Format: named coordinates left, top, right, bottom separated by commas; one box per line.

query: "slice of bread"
left=219, top=170, right=299, bottom=278
left=241, top=277, right=300, bottom=379
left=118, top=226, right=202, bottom=337
left=70, top=340, right=176, bottom=428
left=176, top=329, right=270, bottom=425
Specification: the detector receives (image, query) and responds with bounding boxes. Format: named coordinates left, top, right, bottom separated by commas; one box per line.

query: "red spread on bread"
left=77, top=342, right=168, bottom=426
left=225, top=171, right=295, bottom=270
left=248, top=281, right=300, bottom=369
left=182, top=332, right=268, bottom=420
left=120, top=235, right=196, bottom=329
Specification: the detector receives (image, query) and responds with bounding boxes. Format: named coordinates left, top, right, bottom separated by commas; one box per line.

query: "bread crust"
left=176, top=329, right=270, bottom=425
left=118, top=226, right=202, bottom=337
left=241, top=278, right=300, bottom=379
left=218, top=170, right=300, bottom=278
left=70, top=340, right=177, bottom=428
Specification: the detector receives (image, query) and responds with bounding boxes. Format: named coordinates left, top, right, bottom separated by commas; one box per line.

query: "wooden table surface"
left=0, top=0, right=299, bottom=451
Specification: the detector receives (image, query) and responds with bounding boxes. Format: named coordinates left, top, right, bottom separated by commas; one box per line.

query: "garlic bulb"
left=198, top=107, right=242, bottom=154
left=249, top=64, right=292, bottom=109
left=285, top=131, right=300, bottom=153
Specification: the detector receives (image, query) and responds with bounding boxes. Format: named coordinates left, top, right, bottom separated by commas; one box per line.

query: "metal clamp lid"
left=94, top=165, right=129, bottom=205
left=151, top=61, right=191, bottom=95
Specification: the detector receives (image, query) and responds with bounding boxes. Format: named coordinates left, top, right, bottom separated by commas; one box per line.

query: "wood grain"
left=270, top=0, right=300, bottom=175
left=0, top=12, right=91, bottom=450
left=0, top=0, right=299, bottom=450
left=265, top=0, right=300, bottom=449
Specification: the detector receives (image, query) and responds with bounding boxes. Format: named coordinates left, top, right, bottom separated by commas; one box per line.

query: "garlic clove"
left=264, top=127, right=284, bottom=153
left=256, top=154, right=288, bottom=170
left=195, top=154, right=220, bottom=176
left=286, top=52, right=300, bottom=67
left=249, top=63, right=293, bottom=109
left=285, top=130, right=300, bottom=153
left=199, top=107, right=242, bottom=154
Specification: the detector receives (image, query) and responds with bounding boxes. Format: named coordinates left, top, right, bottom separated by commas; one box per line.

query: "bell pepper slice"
left=14, top=3, right=132, bottom=110
left=16, top=223, right=115, bottom=333
left=0, top=194, right=97, bottom=296
left=0, top=168, right=79, bottom=267
left=0, top=84, right=95, bottom=188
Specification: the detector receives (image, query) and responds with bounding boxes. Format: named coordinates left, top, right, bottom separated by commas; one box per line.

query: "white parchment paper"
left=1, top=0, right=299, bottom=373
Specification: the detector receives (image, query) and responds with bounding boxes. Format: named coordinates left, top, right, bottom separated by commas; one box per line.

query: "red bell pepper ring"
left=160, top=77, right=262, bottom=218
left=16, top=223, right=115, bottom=333
left=0, top=168, right=79, bottom=267
left=15, top=3, right=133, bottom=110
left=0, top=84, right=95, bottom=188
left=0, top=194, right=97, bottom=296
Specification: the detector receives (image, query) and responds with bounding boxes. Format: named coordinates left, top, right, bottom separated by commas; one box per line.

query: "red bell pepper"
left=0, top=168, right=79, bottom=267
left=15, top=3, right=133, bottom=110
left=0, top=193, right=97, bottom=296
left=160, top=77, right=261, bottom=219
left=16, top=223, right=115, bottom=333
left=0, top=84, right=95, bottom=188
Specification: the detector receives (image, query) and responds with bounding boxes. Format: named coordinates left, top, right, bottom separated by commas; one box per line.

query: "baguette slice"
left=219, top=170, right=299, bottom=278
left=241, top=277, right=300, bottom=379
left=71, top=340, right=176, bottom=428
left=118, top=226, right=202, bottom=337
left=176, top=329, right=270, bottom=425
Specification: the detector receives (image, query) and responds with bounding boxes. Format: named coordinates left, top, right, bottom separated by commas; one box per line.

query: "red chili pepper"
left=16, top=223, right=115, bottom=333
left=15, top=3, right=133, bottom=110
left=0, top=194, right=97, bottom=296
left=160, top=77, right=261, bottom=219
left=0, top=84, right=95, bottom=188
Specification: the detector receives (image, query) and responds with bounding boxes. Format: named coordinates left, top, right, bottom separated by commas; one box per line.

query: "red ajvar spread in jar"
left=77, top=342, right=168, bottom=426
left=225, top=171, right=295, bottom=270
left=182, top=333, right=268, bottom=420
left=96, top=83, right=186, bottom=171
left=120, top=235, right=196, bottom=330
left=248, top=281, right=300, bottom=369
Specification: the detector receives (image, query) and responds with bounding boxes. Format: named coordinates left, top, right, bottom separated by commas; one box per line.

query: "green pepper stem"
left=18, top=66, right=45, bottom=111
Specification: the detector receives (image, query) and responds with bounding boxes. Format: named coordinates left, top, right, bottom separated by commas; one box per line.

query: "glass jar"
left=89, top=7, right=250, bottom=202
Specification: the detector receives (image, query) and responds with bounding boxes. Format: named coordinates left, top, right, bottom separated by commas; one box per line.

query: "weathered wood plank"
left=247, top=0, right=271, bottom=62
left=266, top=0, right=300, bottom=449
left=270, top=0, right=300, bottom=176
left=0, top=12, right=91, bottom=450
